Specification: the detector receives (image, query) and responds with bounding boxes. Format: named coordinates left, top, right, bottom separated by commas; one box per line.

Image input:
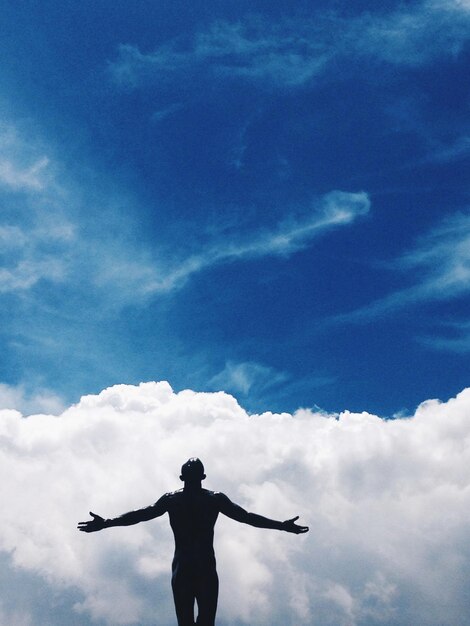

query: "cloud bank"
left=1, top=382, right=469, bottom=625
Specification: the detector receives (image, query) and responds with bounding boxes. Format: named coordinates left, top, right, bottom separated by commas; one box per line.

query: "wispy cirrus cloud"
left=0, top=123, right=75, bottom=293
left=109, top=1, right=470, bottom=90
left=110, top=21, right=329, bottom=89
left=0, top=155, right=50, bottom=191
left=0, top=257, right=66, bottom=292
left=349, top=0, right=470, bottom=67
left=208, top=360, right=289, bottom=396
left=207, top=360, right=334, bottom=413
left=0, top=123, right=51, bottom=191
left=0, top=119, right=158, bottom=302
left=336, top=210, right=470, bottom=322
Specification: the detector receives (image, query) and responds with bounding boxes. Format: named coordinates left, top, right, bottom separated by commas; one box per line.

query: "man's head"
left=180, top=458, right=206, bottom=483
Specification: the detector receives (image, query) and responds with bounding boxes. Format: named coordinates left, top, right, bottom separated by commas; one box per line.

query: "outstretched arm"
left=218, top=494, right=308, bottom=534
left=78, top=495, right=168, bottom=533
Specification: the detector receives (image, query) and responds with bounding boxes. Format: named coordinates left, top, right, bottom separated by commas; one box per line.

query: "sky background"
left=0, top=0, right=470, bottom=624
left=0, top=0, right=469, bottom=417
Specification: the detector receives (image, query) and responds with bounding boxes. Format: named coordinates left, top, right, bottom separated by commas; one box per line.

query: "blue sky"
left=0, top=0, right=470, bottom=417
left=1, top=4, right=470, bottom=626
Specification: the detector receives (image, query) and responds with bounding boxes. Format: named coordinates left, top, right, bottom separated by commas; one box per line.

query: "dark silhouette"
left=78, top=458, right=308, bottom=626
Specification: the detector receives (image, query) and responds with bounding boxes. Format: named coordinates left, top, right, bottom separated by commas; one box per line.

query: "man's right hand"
left=78, top=512, right=106, bottom=533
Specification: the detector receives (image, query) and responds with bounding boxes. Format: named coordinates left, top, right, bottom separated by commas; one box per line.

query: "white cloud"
left=1, top=381, right=470, bottom=625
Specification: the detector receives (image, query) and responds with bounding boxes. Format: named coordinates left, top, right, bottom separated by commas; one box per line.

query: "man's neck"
left=183, top=481, right=203, bottom=493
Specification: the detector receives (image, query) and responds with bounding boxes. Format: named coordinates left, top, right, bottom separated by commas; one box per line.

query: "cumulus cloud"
left=1, top=381, right=470, bottom=625
left=0, top=382, right=65, bottom=415
left=109, top=1, right=470, bottom=90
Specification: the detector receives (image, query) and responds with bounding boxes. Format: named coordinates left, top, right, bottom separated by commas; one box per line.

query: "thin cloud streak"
left=419, top=319, right=470, bottom=353
left=424, top=135, right=470, bottom=164
left=334, top=210, right=470, bottom=323
left=0, top=155, right=50, bottom=191
left=145, top=191, right=370, bottom=293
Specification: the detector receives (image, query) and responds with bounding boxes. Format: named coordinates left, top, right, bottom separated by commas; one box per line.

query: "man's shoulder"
left=155, top=489, right=183, bottom=503
left=202, top=490, right=232, bottom=508
left=157, top=489, right=229, bottom=502
left=163, top=488, right=184, bottom=498
left=202, top=488, right=226, bottom=498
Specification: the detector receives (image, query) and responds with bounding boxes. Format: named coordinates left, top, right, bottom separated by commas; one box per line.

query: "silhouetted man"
left=78, top=458, right=308, bottom=626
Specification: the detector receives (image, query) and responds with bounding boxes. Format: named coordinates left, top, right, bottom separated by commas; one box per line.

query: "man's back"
left=163, top=488, right=221, bottom=561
